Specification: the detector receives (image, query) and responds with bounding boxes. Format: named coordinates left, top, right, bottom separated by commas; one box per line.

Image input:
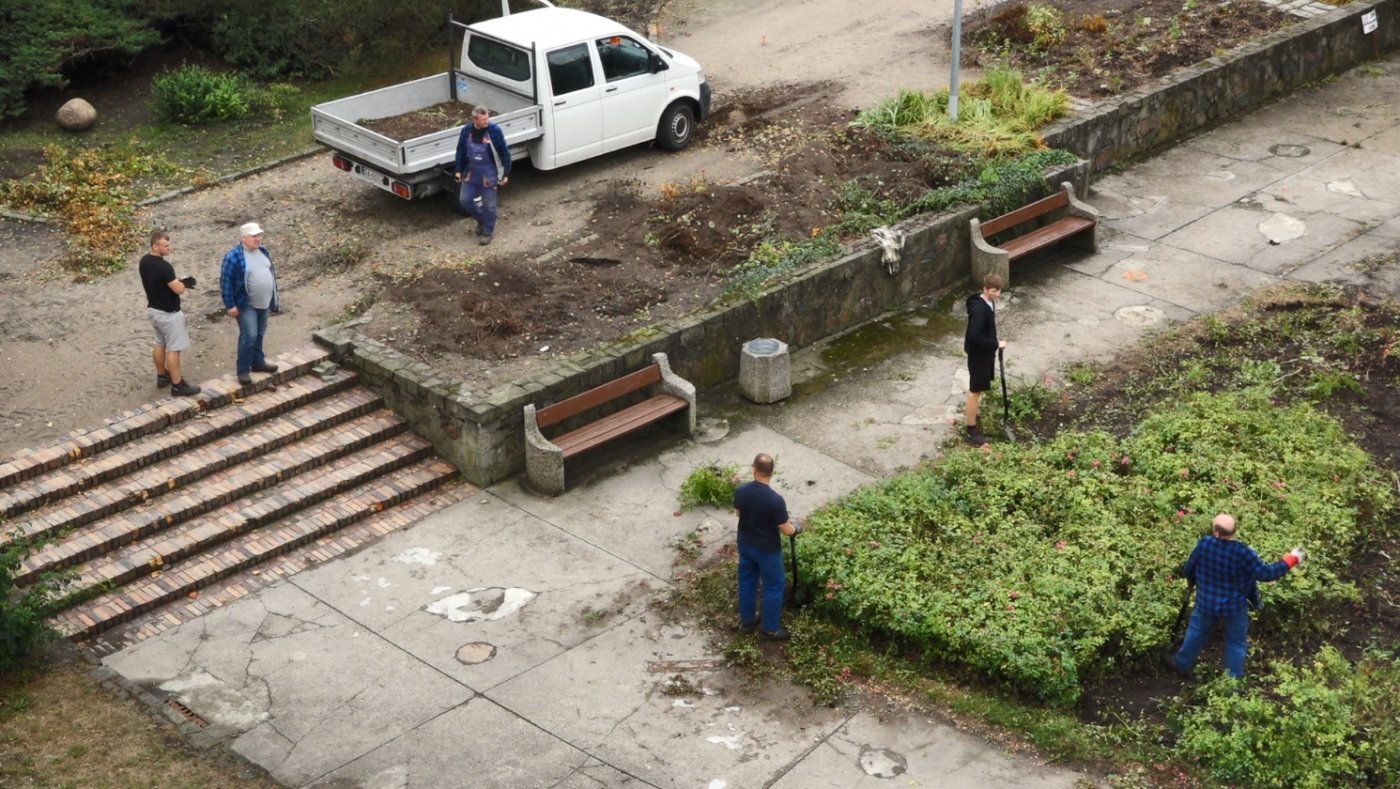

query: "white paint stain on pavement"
left=376, top=578, right=392, bottom=588
left=431, top=586, right=453, bottom=594
left=708, top=780, right=728, bottom=789
left=392, top=547, right=442, bottom=566
left=159, top=670, right=268, bottom=730
left=1327, top=179, right=1363, bottom=197
left=1259, top=213, right=1306, bottom=244
left=426, top=587, right=536, bottom=623
left=707, top=734, right=744, bottom=750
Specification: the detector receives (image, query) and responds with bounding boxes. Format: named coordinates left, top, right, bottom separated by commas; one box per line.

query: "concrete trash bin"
left=740, top=338, right=791, bottom=403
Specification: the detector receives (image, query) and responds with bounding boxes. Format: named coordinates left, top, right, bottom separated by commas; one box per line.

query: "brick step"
left=0, top=379, right=372, bottom=527
left=0, top=344, right=332, bottom=489
left=51, top=456, right=462, bottom=640
left=13, top=412, right=414, bottom=585
left=51, top=434, right=438, bottom=606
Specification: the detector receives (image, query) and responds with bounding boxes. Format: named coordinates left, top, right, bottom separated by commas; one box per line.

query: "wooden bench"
left=970, top=182, right=1099, bottom=288
left=523, top=352, right=695, bottom=495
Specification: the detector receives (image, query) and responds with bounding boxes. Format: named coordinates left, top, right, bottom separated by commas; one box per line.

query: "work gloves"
left=1284, top=547, right=1307, bottom=568
left=790, top=519, right=804, bottom=536
left=180, top=276, right=197, bottom=289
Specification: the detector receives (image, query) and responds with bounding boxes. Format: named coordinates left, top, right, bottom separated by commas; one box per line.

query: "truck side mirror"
left=649, top=52, right=669, bottom=73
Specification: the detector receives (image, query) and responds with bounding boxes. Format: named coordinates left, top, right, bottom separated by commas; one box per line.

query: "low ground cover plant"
left=152, top=65, right=301, bottom=125
left=0, top=143, right=179, bottom=277
left=800, top=385, right=1391, bottom=705
left=666, top=283, right=1400, bottom=785
left=1172, top=646, right=1400, bottom=787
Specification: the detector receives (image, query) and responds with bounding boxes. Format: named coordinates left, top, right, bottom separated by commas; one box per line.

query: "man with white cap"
left=220, top=222, right=281, bottom=386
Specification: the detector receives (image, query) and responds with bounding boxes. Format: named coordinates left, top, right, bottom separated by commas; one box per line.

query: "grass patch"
left=0, top=653, right=276, bottom=788
left=852, top=67, right=1070, bottom=157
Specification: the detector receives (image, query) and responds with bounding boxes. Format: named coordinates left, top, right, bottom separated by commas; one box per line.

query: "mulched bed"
left=358, top=101, right=479, bottom=140
left=963, top=0, right=1297, bottom=97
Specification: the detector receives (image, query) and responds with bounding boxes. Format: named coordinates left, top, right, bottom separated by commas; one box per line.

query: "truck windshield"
left=468, top=37, right=531, bottom=82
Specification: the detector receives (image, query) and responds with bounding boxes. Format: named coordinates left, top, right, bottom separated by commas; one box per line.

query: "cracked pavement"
left=100, top=47, right=1400, bottom=789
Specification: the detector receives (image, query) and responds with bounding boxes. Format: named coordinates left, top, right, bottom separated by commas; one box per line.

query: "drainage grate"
left=166, top=698, right=209, bottom=728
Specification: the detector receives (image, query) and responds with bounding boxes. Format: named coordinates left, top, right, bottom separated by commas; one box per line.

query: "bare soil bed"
left=963, top=0, right=1295, bottom=97
left=358, top=100, right=480, bottom=140
left=373, top=0, right=1301, bottom=379
left=375, top=83, right=974, bottom=366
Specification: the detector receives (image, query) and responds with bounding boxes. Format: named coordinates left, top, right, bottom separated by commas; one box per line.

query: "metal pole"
left=949, top=0, right=964, bottom=122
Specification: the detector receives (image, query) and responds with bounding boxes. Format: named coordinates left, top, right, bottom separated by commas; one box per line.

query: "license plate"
left=351, top=162, right=390, bottom=188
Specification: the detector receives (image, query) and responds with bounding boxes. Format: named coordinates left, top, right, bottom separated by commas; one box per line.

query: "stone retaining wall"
left=316, top=2, right=1395, bottom=487
left=1045, top=0, right=1397, bottom=168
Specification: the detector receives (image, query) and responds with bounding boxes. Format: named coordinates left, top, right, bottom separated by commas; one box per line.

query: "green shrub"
left=0, top=0, right=158, bottom=118
left=799, top=388, right=1392, bottom=705
left=1, top=537, right=60, bottom=674
left=1174, top=647, right=1400, bottom=787
left=678, top=462, right=741, bottom=510
left=152, top=65, right=254, bottom=124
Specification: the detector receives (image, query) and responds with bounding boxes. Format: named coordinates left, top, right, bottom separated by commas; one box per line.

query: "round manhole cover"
left=1269, top=143, right=1312, bottom=158
left=455, top=642, right=497, bottom=665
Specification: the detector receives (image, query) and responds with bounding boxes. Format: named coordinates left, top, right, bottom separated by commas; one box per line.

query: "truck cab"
left=465, top=7, right=711, bottom=169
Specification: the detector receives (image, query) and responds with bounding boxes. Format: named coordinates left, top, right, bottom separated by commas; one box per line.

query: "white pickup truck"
left=310, top=2, right=711, bottom=200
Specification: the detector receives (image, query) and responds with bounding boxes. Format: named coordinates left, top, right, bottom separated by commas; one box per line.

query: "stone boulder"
left=55, top=98, right=97, bottom=132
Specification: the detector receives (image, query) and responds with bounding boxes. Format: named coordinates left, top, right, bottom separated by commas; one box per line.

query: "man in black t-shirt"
left=733, top=453, right=801, bottom=640
left=139, top=230, right=201, bottom=397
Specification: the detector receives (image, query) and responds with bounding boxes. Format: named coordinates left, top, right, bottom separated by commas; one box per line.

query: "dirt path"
left=0, top=0, right=981, bottom=456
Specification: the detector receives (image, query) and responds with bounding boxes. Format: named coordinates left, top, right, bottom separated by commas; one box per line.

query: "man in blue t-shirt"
left=734, top=453, right=801, bottom=640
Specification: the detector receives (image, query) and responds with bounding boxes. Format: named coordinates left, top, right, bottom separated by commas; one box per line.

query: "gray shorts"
left=147, top=308, right=191, bottom=352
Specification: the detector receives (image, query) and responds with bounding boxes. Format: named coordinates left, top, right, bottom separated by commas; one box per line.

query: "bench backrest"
left=979, top=189, right=1070, bottom=237
left=535, top=363, right=662, bottom=429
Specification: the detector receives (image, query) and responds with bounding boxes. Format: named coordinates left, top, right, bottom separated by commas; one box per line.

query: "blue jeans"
left=459, top=178, right=498, bottom=236
left=1173, top=607, right=1250, bottom=678
left=737, top=543, right=785, bottom=633
left=235, top=307, right=270, bottom=375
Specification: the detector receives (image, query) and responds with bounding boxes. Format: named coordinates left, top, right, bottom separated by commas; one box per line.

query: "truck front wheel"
left=656, top=103, right=695, bottom=151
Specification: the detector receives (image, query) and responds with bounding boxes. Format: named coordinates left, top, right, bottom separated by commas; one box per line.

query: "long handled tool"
left=998, top=347, right=1017, bottom=443
left=1165, top=580, right=1196, bottom=662
left=785, top=531, right=809, bottom=608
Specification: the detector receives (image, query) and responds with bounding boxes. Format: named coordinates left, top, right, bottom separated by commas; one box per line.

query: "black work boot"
left=964, top=425, right=989, bottom=446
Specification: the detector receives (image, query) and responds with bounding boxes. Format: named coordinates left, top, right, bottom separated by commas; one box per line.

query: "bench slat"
left=1000, top=216, right=1095, bottom=260
left=555, top=395, right=688, bottom=457
left=979, top=190, right=1070, bottom=237
left=536, top=364, right=663, bottom=428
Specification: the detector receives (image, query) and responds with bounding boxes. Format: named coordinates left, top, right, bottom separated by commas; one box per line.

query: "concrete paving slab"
left=105, top=582, right=474, bottom=787
left=488, top=615, right=848, bottom=789
left=1096, top=148, right=1285, bottom=208
left=1364, top=123, right=1400, bottom=156
left=1242, top=91, right=1400, bottom=145
left=1099, top=241, right=1280, bottom=313
left=1242, top=211, right=1370, bottom=276
left=492, top=425, right=875, bottom=578
left=307, top=696, right=594, bottom=788
left=1251, top=172, right=1400, bottom=227
left=1088, top=185, right=1216, bottom=241
left=1155, top=205, right=1281, bottom=265
left=290, top=495, right=656, bottom=692
left=1296, top=146, right=1400, bottom=203
left=1183, top=127, right=1346, bottom=173
left=1288, top=232, right=1400, bottom=295
left=770, top=711, right=1078, bottom=788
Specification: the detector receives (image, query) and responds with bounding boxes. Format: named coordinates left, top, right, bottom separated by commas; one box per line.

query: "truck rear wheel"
left=656, top=103, right=695, bottom=151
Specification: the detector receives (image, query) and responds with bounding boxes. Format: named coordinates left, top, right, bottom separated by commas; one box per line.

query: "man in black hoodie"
left=963, top=273, right=1006, bottom=446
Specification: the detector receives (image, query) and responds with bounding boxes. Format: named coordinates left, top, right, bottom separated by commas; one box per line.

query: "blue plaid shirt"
left=220, top=243, right=279, bottom=312
left=1183, top=535, right=1292, bottom=616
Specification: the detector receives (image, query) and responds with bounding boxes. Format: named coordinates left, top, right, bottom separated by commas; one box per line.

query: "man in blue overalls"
left=454, top=106, right=511, bottom=246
